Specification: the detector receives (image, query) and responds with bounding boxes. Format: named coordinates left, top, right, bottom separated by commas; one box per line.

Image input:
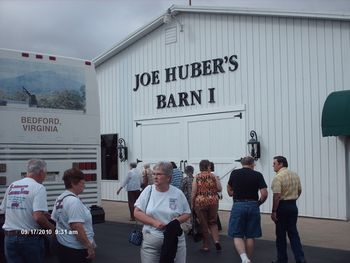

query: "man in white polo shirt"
left=0, top=159, right=55, bottom=263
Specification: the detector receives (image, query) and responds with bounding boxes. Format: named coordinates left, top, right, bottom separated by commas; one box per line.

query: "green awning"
left=322, top=90, right=350, bottom=137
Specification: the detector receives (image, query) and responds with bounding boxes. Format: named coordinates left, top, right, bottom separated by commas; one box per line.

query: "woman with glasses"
left=134, top=161, right=191, bottom=263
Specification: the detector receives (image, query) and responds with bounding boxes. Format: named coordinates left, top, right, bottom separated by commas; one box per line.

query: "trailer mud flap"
left=90, top=205, right=105, bottom=224
left=0, top=213, right=5, bottom=263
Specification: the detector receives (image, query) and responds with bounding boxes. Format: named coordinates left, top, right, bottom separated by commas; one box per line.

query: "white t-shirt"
left=134, top=185, right=191, bottom=238
left=51, top=190, right=95, bottom=249
left=0, top=177, right=48, bottom=231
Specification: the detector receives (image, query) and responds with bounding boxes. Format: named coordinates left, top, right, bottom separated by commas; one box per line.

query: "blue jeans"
left=275, top=201, right=305, bottom=263
left=5, top=235, right=45, bottom=263
left=228, top=201, right=262, bottom=238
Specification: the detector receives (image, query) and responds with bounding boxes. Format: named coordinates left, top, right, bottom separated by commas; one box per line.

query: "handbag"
left=128, top=228, right=143, bottom=246
left=128, top=185, right=152, bottom=246
left=191, top=211, right=203, bottom=242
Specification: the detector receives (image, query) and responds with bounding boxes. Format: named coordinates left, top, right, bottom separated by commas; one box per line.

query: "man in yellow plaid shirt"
left=271, top=156, right=306, bottom=263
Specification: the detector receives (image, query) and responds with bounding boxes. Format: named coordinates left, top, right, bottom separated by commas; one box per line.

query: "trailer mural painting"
left=0, top=58, right=86, bottom=111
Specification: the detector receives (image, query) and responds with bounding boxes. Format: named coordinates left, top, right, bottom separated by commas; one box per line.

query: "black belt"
left=4, top=230, right=39, bottom=237
left=234, top=199, right=257, bottom=202
left=280, top=199, right=297, bottom=203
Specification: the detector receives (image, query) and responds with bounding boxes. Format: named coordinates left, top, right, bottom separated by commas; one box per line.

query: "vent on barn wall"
left=165, top=26, right=177, bottom=45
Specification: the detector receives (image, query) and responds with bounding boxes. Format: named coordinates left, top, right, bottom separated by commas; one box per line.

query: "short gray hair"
left=241, top=156, right=255, bottom=166
left=27, top=159, right=47, bottom=174
left=153, top=161, right=173, bottom=177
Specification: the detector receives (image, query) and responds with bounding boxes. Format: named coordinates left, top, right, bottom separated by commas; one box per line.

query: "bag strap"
left=54, top=194, right=77, bottom=209
left=145, top=185, right=152, bottom=211
left=135, top=185, right=152, bottom=226
left=59, top=194, right=76, bottom=201
left=54, top=194, right=80, bottom=231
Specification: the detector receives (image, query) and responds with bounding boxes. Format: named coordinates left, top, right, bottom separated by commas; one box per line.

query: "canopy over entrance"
left=322, top=90, right=350, bottom=137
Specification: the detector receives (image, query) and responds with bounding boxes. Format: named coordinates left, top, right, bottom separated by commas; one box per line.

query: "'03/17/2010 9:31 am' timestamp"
left=20, top=229, right=78, bottom=235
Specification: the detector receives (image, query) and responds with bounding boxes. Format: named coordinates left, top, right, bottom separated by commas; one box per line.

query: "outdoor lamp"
left=117, top=138, right=128, bottom=162
left=247, top=130, right=260, bottom=160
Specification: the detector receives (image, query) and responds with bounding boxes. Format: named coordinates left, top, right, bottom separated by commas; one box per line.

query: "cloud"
left=0, top=0, right=180, bottom=59
left=0, top=0, right=349, bottom=60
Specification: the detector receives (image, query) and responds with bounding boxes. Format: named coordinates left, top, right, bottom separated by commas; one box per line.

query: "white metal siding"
left=97, top=53, right=136, bottom=200
left=97, top=12, right=350, bottom=219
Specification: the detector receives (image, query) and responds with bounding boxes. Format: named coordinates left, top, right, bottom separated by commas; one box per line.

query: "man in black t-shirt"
left=227, top=156, right=268, bottom=263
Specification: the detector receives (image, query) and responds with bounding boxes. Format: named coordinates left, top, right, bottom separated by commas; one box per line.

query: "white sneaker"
left=242, top=260, right=251, bottom=263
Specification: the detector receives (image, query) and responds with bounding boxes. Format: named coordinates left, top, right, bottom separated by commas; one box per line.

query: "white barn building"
left=94, top=5, right=350, bottom=220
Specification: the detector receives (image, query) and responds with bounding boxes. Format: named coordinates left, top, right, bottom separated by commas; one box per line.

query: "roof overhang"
left=93, top=5, right=350, bottom=67
left=322, top=90, right=350, bottom=137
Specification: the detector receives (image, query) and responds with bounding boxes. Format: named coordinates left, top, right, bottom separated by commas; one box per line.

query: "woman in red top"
left=191, top=159, right=222, bottom=251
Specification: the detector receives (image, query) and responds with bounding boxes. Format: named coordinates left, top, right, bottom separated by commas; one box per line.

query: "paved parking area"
left=47, top=221, right=350, bottom=263
left=102, top=200, right=350, bottom=251
left=43, top=200, right=350, bottom=263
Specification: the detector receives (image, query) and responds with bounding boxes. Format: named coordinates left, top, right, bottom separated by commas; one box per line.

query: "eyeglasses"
left=153, top=173, right=165, bottom=176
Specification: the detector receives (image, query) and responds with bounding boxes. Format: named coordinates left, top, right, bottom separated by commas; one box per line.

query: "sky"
left=0, top=0, right=349, bottom=60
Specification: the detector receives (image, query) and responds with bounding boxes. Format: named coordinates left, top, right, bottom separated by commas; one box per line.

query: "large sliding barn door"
left=135, top=111, right=245, bottom=210
left=135, top=118, right=185, bottom=168
left=185, top=112, right=245, bottom=210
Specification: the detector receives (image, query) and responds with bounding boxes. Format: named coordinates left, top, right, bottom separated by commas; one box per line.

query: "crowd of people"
left=132, top=157, right=307, bottom=263
left=0, top=156, right=307, bottom=263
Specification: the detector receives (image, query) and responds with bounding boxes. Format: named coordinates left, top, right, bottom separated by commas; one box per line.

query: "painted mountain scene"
left=0, top=58, right=86, bottom=111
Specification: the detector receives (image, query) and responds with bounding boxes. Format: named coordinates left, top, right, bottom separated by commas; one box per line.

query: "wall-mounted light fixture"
left=163, top=8, right=184, bottom=32
left=247, top=130, right=260, bottom=160
left=117, top=138, right=128, bottom=162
